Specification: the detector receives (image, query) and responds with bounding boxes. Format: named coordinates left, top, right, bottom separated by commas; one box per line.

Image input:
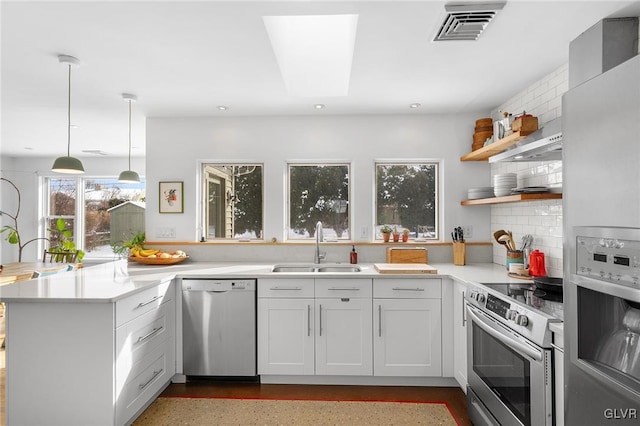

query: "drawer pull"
left=136, top=295, right=162, bottom=308
left=391, top=287, right=425, bottom=291
left=137, top=326, right=164, bottom=343
left=139, top=368, right=163, bottom=390
left=269, top=286, right=302, bottom=291
left=328, top=287, right=360, bottom=291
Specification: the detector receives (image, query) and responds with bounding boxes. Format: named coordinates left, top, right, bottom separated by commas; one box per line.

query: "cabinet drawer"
left=116, top=300, right=175, bottom=370
left=258, top=278, right=314, bottom=298
left=117, top=342, right=172, bottom=425
left=116, top=280, right=173, bottom=326
left=315, top=279, right=372, bottom=298
left=373, top=278, right=441, bottom=299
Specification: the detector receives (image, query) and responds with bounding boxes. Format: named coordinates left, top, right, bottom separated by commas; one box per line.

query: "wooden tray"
left=128, top=256, right=188, bottom=265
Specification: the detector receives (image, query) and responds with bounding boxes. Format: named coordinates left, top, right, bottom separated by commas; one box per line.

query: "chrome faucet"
left=314, top=221, right=325, bottom=264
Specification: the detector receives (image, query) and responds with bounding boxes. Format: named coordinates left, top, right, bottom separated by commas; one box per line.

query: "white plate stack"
left=493, top=173, right=517, bottom=197
left=467, top=187, right=495, bottom=200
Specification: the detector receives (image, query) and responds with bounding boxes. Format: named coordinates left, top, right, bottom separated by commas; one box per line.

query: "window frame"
left=286, top=161, right=352, bottom=241
left=374, top=160, right=441, bottom=241
left=199, top=162, right=265, bottom=241
left=41, top=175, right=146, bottom=260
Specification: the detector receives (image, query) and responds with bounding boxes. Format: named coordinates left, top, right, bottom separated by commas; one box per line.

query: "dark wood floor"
left=161, top=380, right=471, bottom=425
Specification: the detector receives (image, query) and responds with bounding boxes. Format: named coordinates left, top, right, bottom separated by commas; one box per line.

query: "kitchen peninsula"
left=1, top=259, right=522, bottom=425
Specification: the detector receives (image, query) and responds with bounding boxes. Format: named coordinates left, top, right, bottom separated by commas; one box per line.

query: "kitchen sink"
left=271, top=265, right=316, bottom=273
left=271, top=264, right=362, bottom=273
left=316, top=265, right=362, bottom=273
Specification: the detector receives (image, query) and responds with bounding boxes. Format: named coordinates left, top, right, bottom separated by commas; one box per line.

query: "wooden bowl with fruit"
left=128, top=248, right=188, bottom=265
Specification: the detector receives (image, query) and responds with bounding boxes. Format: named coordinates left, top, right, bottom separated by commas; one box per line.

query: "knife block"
left=452, top=242, right=466, bottom=266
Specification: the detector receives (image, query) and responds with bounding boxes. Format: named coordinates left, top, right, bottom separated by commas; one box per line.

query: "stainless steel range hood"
left=489, top=118, right=562, bottom=163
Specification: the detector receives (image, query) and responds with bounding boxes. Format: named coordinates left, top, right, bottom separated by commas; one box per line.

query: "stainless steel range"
left=465, top=280, right=562, bottom=426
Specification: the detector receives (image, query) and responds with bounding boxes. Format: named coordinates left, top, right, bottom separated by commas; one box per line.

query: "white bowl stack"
left=493, top=173, right=517, bottom=197
left=467, top=187, right=495, bottom=200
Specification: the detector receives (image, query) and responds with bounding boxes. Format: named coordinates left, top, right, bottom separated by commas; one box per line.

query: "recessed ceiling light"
left=410, top=103, right=421, bottom=109
left=217, top=105, right=229, bottom=111
left=70, top=124, right=80, bottom=129
left=314, top=104, right=325, bottom=110
left=24, top=147, right=33, bottom=150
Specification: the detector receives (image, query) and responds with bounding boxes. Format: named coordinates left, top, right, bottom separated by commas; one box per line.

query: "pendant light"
left=52, top=55, right=85, bottom=174
left=118, top=93, right=140, bottom=183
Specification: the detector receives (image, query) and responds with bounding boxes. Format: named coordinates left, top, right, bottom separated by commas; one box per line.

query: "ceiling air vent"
left=434, top=2, right=505, bottom=41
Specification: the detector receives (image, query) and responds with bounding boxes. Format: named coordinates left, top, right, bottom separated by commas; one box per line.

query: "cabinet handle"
left=550, top=342, right=564, bottom=352
left=391, top=287, right=425, bottom=291
left=307, top=304, right=311, bottom=337
left=378, top=304, right=382, bottom=337
left=328, top=287, right=360, bottom=291
left=136, top=295, right=162, bottom=308
left=269, top=286, right=302, bottom=291
left=138, top=368, right=163, bottom=390
left=319, top=304, right=323, bottom=336
left=137, top=326, right=164, bottom=343
left=461, top=291, right=466, bottom=326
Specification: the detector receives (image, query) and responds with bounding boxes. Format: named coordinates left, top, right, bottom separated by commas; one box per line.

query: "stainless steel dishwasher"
left=182, top=278, right=256, bottom=377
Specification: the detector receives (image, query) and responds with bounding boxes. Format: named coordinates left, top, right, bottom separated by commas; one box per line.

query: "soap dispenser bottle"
left=350, top=245, right=358, bottom=264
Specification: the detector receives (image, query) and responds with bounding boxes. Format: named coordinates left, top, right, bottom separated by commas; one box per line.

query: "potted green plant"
left=380, top=225, right=393, bottom=242
left=392, top=226, right=400, bottom=242
left=47, top=218, right=85, bottom=263
left=402, top=228, right=410, bottom=242
left=1, top=177, right=49, bottom=262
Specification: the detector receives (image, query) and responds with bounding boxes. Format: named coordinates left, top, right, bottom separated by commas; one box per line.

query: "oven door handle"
left=467, top=305, right=543, bottom=362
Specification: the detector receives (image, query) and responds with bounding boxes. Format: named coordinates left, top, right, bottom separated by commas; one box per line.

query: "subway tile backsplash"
left=489, top=64, right=567, bottom=278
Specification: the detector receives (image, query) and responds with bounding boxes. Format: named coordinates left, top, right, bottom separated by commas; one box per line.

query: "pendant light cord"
left=128, top=99, right=132, bottom=170
left=67, top=63, right=71, bottom=157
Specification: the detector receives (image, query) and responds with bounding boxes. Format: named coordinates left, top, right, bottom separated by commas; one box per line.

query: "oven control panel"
left=577, top=235, right=640, bottom=288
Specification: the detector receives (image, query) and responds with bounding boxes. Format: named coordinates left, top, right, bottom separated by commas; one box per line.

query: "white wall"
left=1, top=155, right=145, bottom=263
left=489, top=65, right=568, bottom=277
left=145, top=113, right=493, bottom=263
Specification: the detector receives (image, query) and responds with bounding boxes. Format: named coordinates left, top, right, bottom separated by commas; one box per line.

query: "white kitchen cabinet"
left=257, top=278, right=315, bottom=375
left=373, top=279, right=442, bottom=377
left=315, top=297, right=373, bottom=375
left=258, top=297, right=315, bottom=375
left=258, top=278, right=373, bottom=376
left=5, top=279, right=175, bottom=426
left=453, top=280, right=468, bottom=390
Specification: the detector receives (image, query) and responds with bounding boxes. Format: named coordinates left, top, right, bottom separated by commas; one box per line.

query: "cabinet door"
left=257, top=298, right=315, bottom=375
left=374, top=298, right=442, bottom=377
left=453, top=281, right=468, bottom=389
left=315, top=298, right=373, bottom=376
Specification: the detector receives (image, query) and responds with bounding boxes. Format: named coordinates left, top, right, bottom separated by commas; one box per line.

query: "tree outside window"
left=375, top=163, right=438, bottom=240
left=288, top=164, right=350, bottom=240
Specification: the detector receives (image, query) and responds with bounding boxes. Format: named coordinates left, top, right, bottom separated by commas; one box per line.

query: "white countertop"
left=0, top=259, right=526, bottom=303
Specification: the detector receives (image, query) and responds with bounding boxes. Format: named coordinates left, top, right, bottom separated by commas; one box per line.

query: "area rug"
left=133, top=397, right=459, bottom=425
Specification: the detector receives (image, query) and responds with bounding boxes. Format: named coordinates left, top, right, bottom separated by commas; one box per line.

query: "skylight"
left=263, top=14, right=358, bottom=97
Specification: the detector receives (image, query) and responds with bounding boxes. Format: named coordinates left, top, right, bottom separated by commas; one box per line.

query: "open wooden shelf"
left=460, top=131, right=531, bottom=161
left=461, top=193, right=562, bottom=206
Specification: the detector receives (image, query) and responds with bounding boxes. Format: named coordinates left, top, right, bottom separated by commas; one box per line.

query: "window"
left=288, top=164, right=350, bottom=240
left=375, top=162, right=439, bottom=240
left=202, top=164, right=263, bottom=240
left=44, top=177, right=146, bottom=259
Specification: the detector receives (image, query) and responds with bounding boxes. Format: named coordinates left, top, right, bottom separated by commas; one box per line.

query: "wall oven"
left=565, top=227, right=640, bottom=425
left=466, top=281, right=560, bottom=426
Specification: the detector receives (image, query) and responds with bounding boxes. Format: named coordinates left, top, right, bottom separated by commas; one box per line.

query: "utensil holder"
left=452, top=242, right=466, bottom=266
left=506, top=250, right=524, bottom=270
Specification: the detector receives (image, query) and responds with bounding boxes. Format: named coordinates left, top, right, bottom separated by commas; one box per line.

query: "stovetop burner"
left=480, top=282, right=564, bottom=321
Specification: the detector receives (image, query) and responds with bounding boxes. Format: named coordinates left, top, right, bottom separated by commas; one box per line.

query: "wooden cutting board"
left=386, top=247, right=428, bottom=264
left=374, top=263, right=437, bottom=274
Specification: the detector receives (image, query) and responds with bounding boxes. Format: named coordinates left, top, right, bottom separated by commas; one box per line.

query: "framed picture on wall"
left=159, top=181, right=184, bottom=213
